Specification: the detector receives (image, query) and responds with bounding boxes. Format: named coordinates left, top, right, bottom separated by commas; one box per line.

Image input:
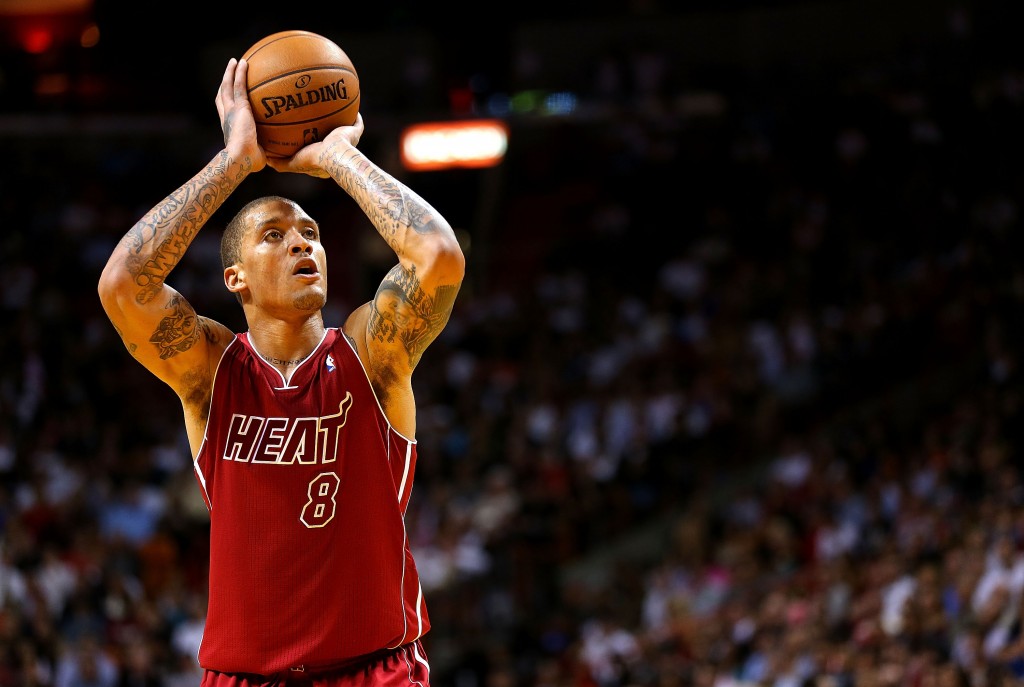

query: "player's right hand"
left=216, top=58, right=266, bottom=172
left=321, top=112, right=365, bottom=149
left=264, top=113, right=364, bottom=178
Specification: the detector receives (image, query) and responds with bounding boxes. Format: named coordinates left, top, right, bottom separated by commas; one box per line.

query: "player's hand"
left=265, top=114, right=365, bottom=178
left=321, top=112, right=365, bottom=149
left=216, top=58, right=266, bottom=172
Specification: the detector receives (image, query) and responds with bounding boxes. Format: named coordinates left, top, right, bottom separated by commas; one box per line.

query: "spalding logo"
left=261, top=78, right=350, bottom=119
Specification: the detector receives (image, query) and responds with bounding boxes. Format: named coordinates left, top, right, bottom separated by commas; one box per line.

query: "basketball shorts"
left=199, top=641, right=430, bottom=687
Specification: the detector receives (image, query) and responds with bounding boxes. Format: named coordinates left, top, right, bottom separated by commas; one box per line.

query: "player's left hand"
left=217, top=58, right=266, bottom=172
left=266, top=114, right=365, bottom=178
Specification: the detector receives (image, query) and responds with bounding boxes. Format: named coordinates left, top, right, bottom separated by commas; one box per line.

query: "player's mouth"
left=292, top=258, right=321, bottom=281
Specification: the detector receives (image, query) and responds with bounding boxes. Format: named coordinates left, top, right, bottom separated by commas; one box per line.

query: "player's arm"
left=320, top=131, right=465, bottom=370
left=97, top=58, right=265, bottom=397
left=97, top=157, right=241, bottom=389
left=267, top=116, right=465, bottom=422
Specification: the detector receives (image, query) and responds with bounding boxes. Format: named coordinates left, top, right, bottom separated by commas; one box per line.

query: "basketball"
left=241, top=30, right=360, bottom=158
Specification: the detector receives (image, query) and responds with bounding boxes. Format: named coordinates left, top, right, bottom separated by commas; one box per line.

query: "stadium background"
left=2, top=0, right=1024, bottom=684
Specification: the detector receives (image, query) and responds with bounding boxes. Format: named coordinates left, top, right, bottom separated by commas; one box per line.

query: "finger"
left=234, top=58, right=248, bottom=102
left=217, top=59, right=236, bottom=111
left=221, top=58, right=237, bottom=95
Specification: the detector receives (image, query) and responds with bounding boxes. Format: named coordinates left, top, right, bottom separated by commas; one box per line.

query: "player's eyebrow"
left=255, top=215, right=320, bottom=231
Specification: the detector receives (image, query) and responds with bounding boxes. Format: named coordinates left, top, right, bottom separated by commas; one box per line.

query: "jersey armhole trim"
left=336, top=327, right=417, bottom=445
left=192, top=335, right=238, bottom=510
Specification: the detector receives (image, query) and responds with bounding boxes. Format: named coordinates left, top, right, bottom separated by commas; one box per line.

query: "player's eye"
left=304, top=228, right=317, bottom=239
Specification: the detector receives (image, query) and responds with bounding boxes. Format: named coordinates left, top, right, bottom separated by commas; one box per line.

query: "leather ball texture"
left=242, top=30, right=360, bottom=158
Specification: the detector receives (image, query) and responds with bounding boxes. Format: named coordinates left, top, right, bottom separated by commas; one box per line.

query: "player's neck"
left=247, top=312, right=326, bottom=368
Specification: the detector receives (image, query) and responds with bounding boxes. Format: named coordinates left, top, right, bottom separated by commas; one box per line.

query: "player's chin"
left=293, top=292, right=327, bottom=312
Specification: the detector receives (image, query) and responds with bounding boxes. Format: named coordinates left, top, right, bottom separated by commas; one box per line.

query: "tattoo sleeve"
left=320, top=143, right=463, bottom=367
left=319, top=145, right=452, bottom=258
left=121, top=150, right=252, bottom=305
left=104, top=150, right=252, bottom=361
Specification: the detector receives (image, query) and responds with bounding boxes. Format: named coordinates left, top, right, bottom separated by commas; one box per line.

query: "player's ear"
left=225, top=265, right=246, bottom=295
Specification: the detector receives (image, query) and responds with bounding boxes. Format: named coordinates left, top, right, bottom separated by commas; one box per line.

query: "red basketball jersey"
left=193, top=328, right=429, bottom=675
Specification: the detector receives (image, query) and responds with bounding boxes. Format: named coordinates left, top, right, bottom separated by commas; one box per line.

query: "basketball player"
left=97, top=57, right=464, bottom=686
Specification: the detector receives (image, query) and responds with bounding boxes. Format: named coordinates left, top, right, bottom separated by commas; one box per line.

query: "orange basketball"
left=242, top=30, right=360, bottom=158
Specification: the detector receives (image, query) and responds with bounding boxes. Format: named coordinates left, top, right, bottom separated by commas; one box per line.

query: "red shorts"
left=199, top=642, right=430, bottom=687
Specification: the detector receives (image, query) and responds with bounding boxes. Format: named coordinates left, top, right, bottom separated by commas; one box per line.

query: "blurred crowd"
left=3, top=3, right=1024, bottom=687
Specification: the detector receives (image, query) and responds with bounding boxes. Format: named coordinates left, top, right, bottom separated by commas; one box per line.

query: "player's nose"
left=288, top=231, right=313, bottom=254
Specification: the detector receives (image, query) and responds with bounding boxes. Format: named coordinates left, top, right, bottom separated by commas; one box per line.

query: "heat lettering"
left=221, top=393, right=353, bottom=464
left=223, top=415, right=265, bottom=462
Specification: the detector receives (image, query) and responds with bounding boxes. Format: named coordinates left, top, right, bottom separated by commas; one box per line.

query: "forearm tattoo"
left=121, top=151, right=250, bottom=305
left=321, top=146, right=448, bottom=256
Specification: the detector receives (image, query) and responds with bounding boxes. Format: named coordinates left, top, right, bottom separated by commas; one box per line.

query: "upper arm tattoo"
left=367, top=264, right=460, bottom=366
left=149, top=294, right=201, bottom=360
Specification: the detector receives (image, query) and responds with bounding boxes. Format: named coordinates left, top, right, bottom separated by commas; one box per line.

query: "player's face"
left=235, top=199, right=328, bottom=314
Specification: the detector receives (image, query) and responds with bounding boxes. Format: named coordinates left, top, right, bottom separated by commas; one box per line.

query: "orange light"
left=80, top=23, right=99, bottom=48
left=400, top=120, right=509, bottom=172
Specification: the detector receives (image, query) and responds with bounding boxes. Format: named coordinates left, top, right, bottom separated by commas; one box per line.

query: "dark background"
left=3, top=1, right=1024, bottom=685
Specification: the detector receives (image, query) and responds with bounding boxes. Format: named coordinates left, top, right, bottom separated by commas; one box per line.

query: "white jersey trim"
left=246, top=328, right=330, bottom=390
left=386, top=435, right=417, bottom=651
left=397, top=441, right=413, bottom=504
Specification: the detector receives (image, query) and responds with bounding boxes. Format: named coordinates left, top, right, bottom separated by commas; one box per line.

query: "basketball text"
left=260, top=79, right=351, bottom=119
